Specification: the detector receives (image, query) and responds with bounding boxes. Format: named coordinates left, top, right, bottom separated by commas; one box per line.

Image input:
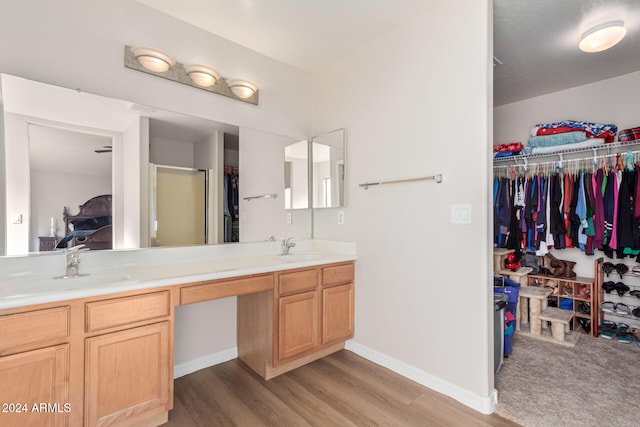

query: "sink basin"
left=278, top=253, right=325, bottom=263
left=1, top=272, right=136, bottom=297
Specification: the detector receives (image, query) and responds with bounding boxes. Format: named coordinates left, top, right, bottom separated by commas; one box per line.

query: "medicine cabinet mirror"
left=284, top=139, right=309, bottom=210
left=311, top=128, right=345, bottom=208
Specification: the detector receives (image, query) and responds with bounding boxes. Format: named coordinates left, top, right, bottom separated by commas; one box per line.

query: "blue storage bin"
left=494, top=277, right=520, bottom=356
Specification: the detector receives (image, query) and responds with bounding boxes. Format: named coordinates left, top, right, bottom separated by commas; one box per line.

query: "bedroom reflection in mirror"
left=28, top=124, right=113, bottom=252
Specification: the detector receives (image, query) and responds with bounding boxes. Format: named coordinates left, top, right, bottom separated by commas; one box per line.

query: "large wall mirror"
left=312, top=128, right=345, bottom=208
left=0, top=74, right=310, bottom=256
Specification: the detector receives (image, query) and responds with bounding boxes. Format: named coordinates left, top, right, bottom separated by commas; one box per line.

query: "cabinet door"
left=278, top=290, right=319, bottom=362
left=322, top=283, right=354, bottom=344
left=0, top=344, right=69, bottom=427
left=85, top=322, right=170, bottom=427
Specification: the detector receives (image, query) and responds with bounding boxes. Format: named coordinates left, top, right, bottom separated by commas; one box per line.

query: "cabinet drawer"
left=180, top=274, right=273, bottom=305
left=86, top=291, right=170, bottom=332
left=323, top=262, right=354, bottom=287
left=278, top=269, right=319, bottom=296
left=0, top=306, right=70, bottom=354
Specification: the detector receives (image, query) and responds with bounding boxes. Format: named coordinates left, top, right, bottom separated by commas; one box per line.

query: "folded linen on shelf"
left=618, top=126, right=640, bottom=142
left=531, top=120, right=617, bottom=143
left=528, top=131, right=587, bottom=148
left=525, top=138, right=605, bottom=155
left=493, top=142, right=524, bottom=153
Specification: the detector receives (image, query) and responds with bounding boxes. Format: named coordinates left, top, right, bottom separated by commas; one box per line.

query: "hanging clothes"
left=549, top=173, right=566, bottom=247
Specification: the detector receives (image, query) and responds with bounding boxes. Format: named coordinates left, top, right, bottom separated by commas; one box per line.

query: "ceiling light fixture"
left=579, top=20, right=626, bottom=53
left=226, top=79, right=258, bottom=99
left=184, top=64, right=221, bottom=88
left=130, top=46, right=176, bottom=72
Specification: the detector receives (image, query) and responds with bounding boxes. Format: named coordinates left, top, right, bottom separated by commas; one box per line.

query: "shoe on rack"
left=615, top=303, right=631, bottom=316
left=601, top=301, right=615, bottom=313
left=615, top=282, right=630, bottom=296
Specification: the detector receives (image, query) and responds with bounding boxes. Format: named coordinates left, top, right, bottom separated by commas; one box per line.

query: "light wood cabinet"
left=238, top=261, right=355, bottom=379
left=0, top=288, right=173, bottom=427
left=1, top=257, right=353, bottom=425
left=322, top=283, right=354, bottom=345
left=0, top=344, right=69, bottom=427
left=84, top=322, right=171, bottom=427
left=278, top=290, right=320, bottom=360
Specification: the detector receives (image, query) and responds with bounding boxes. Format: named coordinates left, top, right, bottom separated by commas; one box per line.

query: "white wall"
left=0, top=0, right=311, bottom=369
left=494, top=70, right=640, bottom=146
left=312, top=0, right=493, bottom=412
left=150, top=137, right=195, bottom=168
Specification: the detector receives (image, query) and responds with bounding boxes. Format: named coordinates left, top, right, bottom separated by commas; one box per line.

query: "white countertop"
left=0, top=239, right=357, bottom=310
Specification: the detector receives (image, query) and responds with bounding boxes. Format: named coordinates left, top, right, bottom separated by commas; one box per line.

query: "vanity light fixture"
left=227, top=79, right=258, bottom=99
left=184, top=64, right=221, bottom=88
left=125, top=45, right=259, bottom=105
left=130, top=46, right=175, bottom=72
left=579, top=20, right=626, bottom=53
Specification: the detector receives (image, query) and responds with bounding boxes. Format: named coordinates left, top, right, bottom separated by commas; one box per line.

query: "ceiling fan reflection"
left=94, top=145, right=112, bottom=153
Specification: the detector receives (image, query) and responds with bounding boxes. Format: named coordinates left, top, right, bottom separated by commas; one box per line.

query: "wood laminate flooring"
left=165, top=350, right=520, bottom=427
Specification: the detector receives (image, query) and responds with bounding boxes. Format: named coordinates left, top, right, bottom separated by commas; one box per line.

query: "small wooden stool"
left=518, top=286, right=553, bottom=334
left=539, top=307, right=574, bottom=342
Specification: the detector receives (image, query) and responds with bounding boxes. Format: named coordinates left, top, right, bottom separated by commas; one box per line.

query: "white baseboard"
left=174, top=347, right=238, bottom=379
left=344, top=340, right=495, bottom=414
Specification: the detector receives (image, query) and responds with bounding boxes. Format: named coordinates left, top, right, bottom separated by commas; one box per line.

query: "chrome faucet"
left=64, top=244, right=86, bottom=277
left=280, top=237, right=296, bottom=255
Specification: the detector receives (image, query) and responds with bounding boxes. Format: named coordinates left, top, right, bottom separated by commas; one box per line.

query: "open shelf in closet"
left=493, top=139, right=640, bottom=169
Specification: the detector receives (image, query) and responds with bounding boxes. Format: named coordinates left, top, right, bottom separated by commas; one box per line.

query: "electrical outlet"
left=286, top=212, right=292, bottom=224
left=337, top=211, right=345, bottom=225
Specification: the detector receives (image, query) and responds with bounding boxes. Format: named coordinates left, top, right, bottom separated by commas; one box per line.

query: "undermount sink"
left=1, top=272, right=136, bottom=298
left=278, top=252, right=325, bottom=263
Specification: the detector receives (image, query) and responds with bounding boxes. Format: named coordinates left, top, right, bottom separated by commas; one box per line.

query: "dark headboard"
left=61, top=194, right=113, bottom=250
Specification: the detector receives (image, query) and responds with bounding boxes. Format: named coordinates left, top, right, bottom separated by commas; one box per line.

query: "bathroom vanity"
left=0, top=240, right=356, bottom=427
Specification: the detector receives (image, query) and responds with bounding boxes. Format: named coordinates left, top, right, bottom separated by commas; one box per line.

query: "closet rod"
left=359, top=174, right=443, bottom=190
left=243, top=193, right=278, bottom=201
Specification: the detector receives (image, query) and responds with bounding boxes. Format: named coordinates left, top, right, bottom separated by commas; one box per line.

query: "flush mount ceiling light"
left=226, top=79, right=258, bottom=99
left=184, top=64, right=221, bottom=88
left=130, top=46, right=175, bottom=72
left=579, top=20, right=627, bottom=53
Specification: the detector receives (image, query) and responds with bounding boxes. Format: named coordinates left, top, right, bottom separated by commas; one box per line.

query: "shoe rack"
left=527, top=273, right=597, bottom=337
left=597, top=257, right=640, bottom=336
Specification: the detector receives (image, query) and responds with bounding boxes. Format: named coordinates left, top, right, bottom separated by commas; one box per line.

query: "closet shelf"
left=493, top=139, right=640, bottom=164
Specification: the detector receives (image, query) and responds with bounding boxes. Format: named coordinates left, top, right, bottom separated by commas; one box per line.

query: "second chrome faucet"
left=280, top=237, right=296, bottom=255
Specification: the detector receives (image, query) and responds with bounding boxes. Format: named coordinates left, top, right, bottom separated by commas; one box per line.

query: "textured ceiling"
left=494, top=0, right=640, bottom=106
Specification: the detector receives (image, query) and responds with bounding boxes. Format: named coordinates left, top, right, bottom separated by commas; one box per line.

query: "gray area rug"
left=494, top=333, right=640, bottom=427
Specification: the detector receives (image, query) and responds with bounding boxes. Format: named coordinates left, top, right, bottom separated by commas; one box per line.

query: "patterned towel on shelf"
left=493, top=142, right=524, bottom=153
left=618, top=127, right=640, bottom=142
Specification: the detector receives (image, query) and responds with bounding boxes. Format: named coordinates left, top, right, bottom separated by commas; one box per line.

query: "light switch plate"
left=286, top=212, right=292, bottom=224
left=337, top=211, right=345, bottom=225
left=450, top=204, right=472, bottom=224
left=11, top=213, right=22, bottom=224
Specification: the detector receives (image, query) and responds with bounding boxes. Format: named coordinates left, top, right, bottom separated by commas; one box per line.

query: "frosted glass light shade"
left=227, top=79, right=258, bottom=98
left=184, top=64, right=220, bottom=87
left=579, top=21, right=626, bottom=53
left=131, top=46, right=175, bottom=72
